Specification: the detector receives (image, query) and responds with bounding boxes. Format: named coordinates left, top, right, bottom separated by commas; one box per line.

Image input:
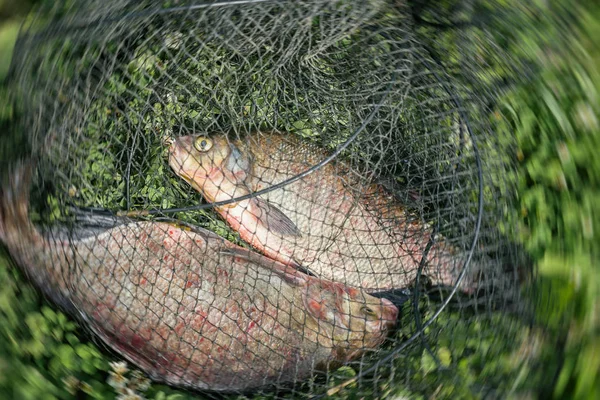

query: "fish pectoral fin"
left=251, top=198, right=302, bottom=237
left=219, top=248, right=306, bottom=286
left=369, top=288, right=412, bottom=309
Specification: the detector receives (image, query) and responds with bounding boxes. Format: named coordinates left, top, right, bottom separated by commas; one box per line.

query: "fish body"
left=169, top=132, right=471, bottom=293
left=0, top=165, right=397, bottom=392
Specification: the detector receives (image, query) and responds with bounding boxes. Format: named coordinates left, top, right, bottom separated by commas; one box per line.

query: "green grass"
left=1, top=0, right=599, bottom=399
left=0, top=19, right=19, bottom=80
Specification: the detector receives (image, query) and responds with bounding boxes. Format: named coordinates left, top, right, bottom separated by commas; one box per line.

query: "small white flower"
left=129, top=369, right=151, bottom=392
left=107, top=371, right=129, bottom=389
left=110, top=361, right=129, bottom=375
left=135, top=378, right=151, bottom=392
left=116, top=388, right=146, bottom=400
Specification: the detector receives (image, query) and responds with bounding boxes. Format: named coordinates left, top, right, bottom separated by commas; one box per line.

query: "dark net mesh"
left=1, top=0, right=532, bottom=398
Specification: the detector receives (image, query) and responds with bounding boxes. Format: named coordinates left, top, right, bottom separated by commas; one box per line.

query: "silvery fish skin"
left=168, top=132, right=473, bottom=293
left=0, top=165, right=398, bottom=392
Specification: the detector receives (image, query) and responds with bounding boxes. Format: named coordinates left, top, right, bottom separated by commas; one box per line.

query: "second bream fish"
left=0, top=164, right=398, bottom=392
left=168, top=132, right=475, bottom=293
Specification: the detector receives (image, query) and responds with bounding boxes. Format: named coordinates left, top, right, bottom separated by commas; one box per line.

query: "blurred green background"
left=0, top=0, right=598, bottom=399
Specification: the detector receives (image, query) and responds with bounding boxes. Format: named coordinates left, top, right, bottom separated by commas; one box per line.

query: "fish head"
left=301, top=278, right=398, bottom=361
left=168, top=134, right=251, bottom=202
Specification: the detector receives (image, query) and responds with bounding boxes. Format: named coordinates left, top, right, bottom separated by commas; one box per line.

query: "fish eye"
left=361, top=306, right=377, bottom=316
left=194, top=137, right=213, bottom=152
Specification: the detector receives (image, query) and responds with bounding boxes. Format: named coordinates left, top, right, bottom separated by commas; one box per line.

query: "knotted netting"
left=1, top=0, right=533, bottom=398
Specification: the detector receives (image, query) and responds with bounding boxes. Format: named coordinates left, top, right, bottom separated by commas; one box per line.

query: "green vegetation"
left=498, top=4, right=600, bottom=397
left=1, top=0, right=598, bottom=399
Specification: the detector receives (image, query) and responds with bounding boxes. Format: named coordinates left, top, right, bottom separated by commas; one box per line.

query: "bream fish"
left=0, top=163, right=398, bottom=392
left=169, top=131, right=476, bottom=293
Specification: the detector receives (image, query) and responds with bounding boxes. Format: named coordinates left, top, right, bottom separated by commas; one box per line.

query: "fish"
left=0, top=163, right=398, bottom=392
left=168, top=131, right=479, bottom=294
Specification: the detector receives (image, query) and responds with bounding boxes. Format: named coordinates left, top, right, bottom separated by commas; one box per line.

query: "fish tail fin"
left=465, top=250, right=533, bottom=299
left=432, top=244, right=533, bottom=309
left=428, top=256, right=500, bottom=296
left=0, top=161, right=36, bottom=245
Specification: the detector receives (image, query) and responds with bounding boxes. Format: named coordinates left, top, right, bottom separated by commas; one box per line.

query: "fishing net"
left=2, top=0, right=533, bottom=398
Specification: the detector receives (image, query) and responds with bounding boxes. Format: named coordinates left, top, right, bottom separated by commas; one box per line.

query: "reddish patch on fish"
left=131, top=333, right=145, bottom=349
left=185, top=272, right=200, bottom=288
left=146, top=239, right=162, bottom=254
left=203, top=319, right=219, bottom=334
left=306, top=298, right=325, bottom=318
left=155, top=352, right=178, bottom=369
left=191, top=308, right=209, bottom=331
left=174, top=321, right=186, bottom=336
left=91, top=302, right=108, bottom=320
left=217, top=268, right=229, bottom=278
left=317, top=280, right=346, bottom=299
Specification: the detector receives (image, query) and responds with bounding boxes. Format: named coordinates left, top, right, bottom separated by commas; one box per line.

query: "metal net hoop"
left=3, top=0, right=523, bottom=397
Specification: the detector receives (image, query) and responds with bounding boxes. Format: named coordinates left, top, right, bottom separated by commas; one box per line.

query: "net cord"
left=316, top=50, right=485, bottom=399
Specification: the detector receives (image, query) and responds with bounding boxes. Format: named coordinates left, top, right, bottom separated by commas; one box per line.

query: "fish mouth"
left=380, top=298, right=399, bottom=328
left=162, top=134, right=175, bottom=147
left=167, top=147, right=187, bottom=175
left=169, top=136, right=194, bottom=156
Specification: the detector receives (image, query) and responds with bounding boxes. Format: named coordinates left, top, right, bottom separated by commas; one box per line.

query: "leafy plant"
left=1, top=0, right=599, bottom=399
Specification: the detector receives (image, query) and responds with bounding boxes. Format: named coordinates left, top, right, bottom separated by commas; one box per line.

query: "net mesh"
left=2, top=0, right=532, bottom=397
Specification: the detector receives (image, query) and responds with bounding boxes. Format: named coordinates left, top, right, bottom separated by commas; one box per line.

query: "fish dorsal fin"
left=219, top=247, right=306, bottom=286
left=250, top=197, right=302, bottom=237
left=53, top=207, right=124, bottom=240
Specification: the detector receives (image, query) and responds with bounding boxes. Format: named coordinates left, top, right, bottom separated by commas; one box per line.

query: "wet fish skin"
left=0, top=164, right=398, bottom=392
left=168, top=132, right=473, bottom=293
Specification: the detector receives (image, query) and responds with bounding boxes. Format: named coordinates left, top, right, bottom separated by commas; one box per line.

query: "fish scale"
left=169, top=131, right=472, bottom=293
left=0, top=164, right=398, bottom=392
